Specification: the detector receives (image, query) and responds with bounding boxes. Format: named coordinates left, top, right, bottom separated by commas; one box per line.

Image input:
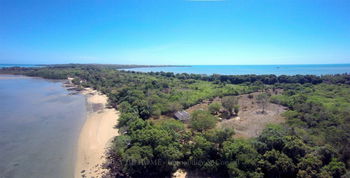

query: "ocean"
left=0, top=75, right=86, bottom=178
left=121, top=64, right=350, bottom=76
left=0, top=64, right=43, bottom=68
left=2, top=64, right=349, bottom=76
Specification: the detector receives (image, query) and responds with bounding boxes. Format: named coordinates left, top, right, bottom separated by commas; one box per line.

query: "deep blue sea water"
left=0, top=75, right=86, bottom=178
left=122, top=64, right=350, bottom=76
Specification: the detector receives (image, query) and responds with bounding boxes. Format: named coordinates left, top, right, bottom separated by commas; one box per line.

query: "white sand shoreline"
left=74, top=87, right=120, bottom=178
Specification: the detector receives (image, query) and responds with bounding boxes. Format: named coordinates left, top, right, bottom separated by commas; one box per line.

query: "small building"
left=174, top=111, right=190, bottom=122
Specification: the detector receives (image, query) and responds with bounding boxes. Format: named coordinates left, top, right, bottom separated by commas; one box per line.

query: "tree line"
left=126, top=70, right=350, bottom=85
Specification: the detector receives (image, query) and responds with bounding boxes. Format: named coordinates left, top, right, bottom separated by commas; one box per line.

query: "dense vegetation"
left=140, top=70, right=350, bottom=85
left=271, top=83, right=350, bottom=170
left=1, top=64, right=349, bottom=177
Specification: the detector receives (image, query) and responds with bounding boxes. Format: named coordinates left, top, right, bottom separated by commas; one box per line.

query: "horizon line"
left=1, top=63, right=350, bottom=66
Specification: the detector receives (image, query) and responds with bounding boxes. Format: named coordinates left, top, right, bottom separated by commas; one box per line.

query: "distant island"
left=1, top=64, right=349, bottom=178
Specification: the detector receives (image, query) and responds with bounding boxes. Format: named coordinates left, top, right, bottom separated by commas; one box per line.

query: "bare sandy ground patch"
left=218, top=92, right=286, bottom=138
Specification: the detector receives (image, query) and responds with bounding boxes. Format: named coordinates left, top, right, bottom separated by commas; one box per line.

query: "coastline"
left=74, top=87, right=120, bottom=178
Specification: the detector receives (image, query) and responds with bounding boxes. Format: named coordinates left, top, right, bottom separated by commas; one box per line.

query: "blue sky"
left=1, top=0, right=350, bottom=65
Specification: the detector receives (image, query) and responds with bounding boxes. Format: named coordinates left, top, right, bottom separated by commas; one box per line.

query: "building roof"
left=174, top=111, right=190, bottom=121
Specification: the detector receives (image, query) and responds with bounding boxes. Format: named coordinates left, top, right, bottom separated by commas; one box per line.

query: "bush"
left=190, top=110, right=218, bottom=132
left=208, top=102, right=221, bottom=115
left=222, top=96, right=238, bottom=116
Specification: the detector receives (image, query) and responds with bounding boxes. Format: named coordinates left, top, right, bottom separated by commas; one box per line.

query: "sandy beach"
left=74, top=88, right=119, bottom=178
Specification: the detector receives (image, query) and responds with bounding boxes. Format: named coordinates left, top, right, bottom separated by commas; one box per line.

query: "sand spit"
left=0, top=75, right=30, bottom=80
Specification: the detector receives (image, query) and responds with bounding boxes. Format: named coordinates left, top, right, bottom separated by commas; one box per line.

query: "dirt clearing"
left=217, top=92, right=286, bottom=138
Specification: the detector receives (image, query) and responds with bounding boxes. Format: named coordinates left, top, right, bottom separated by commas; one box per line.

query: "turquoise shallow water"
left=2, top=64, right=349, bottom=75
left=122, top=64, right=350, bottom=75
left=0, top=75, right=86, bottom=178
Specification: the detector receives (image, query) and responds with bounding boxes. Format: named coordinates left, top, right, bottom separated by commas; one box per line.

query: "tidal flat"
left=0, top=75, right=86, bottom=178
